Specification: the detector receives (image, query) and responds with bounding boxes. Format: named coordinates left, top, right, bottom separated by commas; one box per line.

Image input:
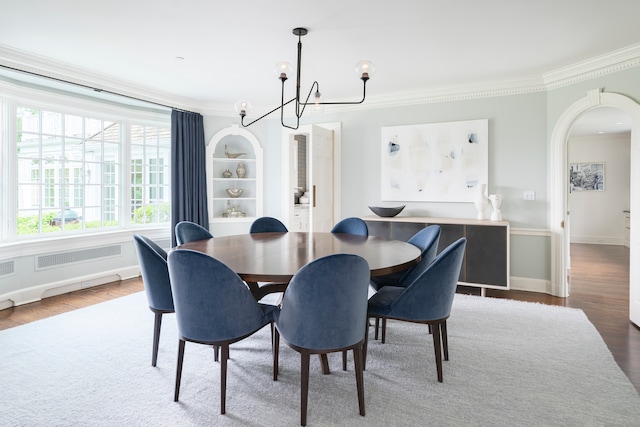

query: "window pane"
left=12, top=104, right=169, bottom=239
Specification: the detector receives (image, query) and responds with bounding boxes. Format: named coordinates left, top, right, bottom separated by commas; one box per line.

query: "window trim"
left=0, top=78, right=171, bottom=244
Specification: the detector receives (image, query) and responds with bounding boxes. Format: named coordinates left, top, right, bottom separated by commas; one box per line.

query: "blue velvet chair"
left=273, top=254, right=370, bottom=426
left=248, top=216, right=288, bottom=300
left=249, top=216, right=288, bottom=233
left=365, top=237, right=466, bottom=383
left=370, top=225, right=441, bottom=342
left=175, top=220, right=213, bottom=245
left=331, top=217, right=368, bottom=236
left=132, top=234, right=174, bottom=367
left=167, top=249, right=276, bottom=415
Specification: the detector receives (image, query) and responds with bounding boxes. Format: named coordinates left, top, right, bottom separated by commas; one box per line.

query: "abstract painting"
left=381, top=119, right=488, bottom=202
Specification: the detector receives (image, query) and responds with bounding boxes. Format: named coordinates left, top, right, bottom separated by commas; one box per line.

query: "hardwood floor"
left=1, top=243, right=639, bottom=393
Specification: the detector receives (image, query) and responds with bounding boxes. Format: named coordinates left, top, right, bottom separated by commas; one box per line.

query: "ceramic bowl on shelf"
left=226, top=188, right=244, bottom=198
left=368, top=205, right=405, bottom=217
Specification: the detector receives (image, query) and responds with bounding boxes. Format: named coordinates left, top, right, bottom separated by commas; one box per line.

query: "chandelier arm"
left=300, top=79, right=368, bottom=106
left=281, top=74, right=300, bottom=130
left=296, top=81, right=319, bottom=119
left=241, top=97, right=296, bottom=127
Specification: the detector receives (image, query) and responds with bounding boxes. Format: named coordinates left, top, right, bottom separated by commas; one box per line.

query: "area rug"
left=1, top=292, right=639, bottom=426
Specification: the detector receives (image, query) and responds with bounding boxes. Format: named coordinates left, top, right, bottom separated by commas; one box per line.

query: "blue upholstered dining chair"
left=365, top=237, right=466, bottom=383
left=175, top=220, right=213, bottom=246
left=132, top=234, right=174, bottom=367
left=331, top=217, right=369, bottom=236
left=248, top=216, right=289, bottom=300
left=249, top=216, right=288, bottom=233
left=167, top=249, right=276, bottom=415
left=273, top=254, right=370, bottom=426
left=370, top=225, right=441, bottom=342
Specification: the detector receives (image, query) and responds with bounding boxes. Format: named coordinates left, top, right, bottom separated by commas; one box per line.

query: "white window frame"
left=0, top=78, right=171, bottom=256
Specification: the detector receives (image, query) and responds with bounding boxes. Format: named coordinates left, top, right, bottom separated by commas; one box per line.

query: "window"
left=10, top=102, right=171, bottom=239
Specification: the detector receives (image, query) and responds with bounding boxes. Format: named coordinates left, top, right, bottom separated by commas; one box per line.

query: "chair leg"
left=353, top=345, right=366, bottom=417
left=301, top=351, right=311, bottom=426
left=363, top=318, right=370, bottom=370
left=381, top=318, right=387, bottom=344
left=374, top=317, right=380, bottom=340
left=441, top=320, right=449, bottom=361
left=220, top=345, right=229, bottom=414
left=174, top=339, right=185, bottom=402
left=152, top=312, right=162, bottom=367
left=273, top=328, right=280, bottom=381
left=431, top=322, right=444, bottom=382
left=213, top=345, right=219, bottom=362
left=320, top=354, right=330, bottom=374
left=342, top=350, right=348, bottom=371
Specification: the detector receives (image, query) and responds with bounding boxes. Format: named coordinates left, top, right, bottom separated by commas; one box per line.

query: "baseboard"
left=510, top=276, right=553, bottom=295
left=0, top=266, right=140, bottom=310
left=570, top=236, right=625, bottom=245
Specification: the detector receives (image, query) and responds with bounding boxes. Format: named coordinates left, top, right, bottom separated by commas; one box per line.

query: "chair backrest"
left=133, top=234, right=174, bottom=312
left=388, top=238, right=466, bottom=321
left=330, top=217, right=369, bottom=236
left=175, top=221, right=213, bottom=245
left=399, top=225, right=441, bottom=285
left=167, top=249, right=272, bottom=343
left=276, top=253, right=370, bottom=350
left=250, top=216, right=288, bottom=233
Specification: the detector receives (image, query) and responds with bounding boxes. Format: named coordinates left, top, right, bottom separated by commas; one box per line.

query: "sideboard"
left=363, top=216, right=510, bottom=295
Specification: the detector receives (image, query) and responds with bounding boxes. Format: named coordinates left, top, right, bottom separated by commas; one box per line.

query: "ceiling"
left=1, top=0, right=639, bottom=134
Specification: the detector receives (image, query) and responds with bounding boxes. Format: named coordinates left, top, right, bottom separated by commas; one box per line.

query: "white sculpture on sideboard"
left=473, top=183, right=489, bottom=220
left=489, top=194, right=503, bottom=221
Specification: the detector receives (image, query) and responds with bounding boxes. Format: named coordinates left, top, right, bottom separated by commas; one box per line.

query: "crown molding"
left=0, top=45, right=207, bottom=113
left=543, top=42, right=640, bottom=89
left=2, top=42, right=640, bottom=117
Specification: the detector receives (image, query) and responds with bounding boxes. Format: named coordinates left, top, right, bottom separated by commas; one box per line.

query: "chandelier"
left=235, top=27, right=375, bottom=130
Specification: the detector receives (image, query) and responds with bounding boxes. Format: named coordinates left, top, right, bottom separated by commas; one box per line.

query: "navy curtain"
left=171, top=110, right=209, bottom=247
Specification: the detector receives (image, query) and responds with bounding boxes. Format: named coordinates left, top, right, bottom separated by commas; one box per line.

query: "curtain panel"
left=170, top=110, right=209, bottom=247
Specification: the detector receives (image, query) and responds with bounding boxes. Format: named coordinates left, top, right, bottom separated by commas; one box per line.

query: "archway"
left=550, top=89, right=640, bottom=326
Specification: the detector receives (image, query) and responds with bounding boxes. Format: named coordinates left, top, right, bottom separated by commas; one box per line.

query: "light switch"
left=523, top=191, right=536, bottom=201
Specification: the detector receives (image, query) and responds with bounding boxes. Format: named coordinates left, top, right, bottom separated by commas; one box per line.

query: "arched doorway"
left=550, top=89, right=640, bottom=326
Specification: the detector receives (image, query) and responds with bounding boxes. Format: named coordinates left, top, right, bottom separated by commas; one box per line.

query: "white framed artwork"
left=380, top=119, right=488, bottom=202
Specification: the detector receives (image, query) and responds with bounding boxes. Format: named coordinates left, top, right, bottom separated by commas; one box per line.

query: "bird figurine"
left=224, top=145, right=246, bottom=159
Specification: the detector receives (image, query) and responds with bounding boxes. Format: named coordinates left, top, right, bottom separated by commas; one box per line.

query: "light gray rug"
left=1, top=292, right=639, bottom=426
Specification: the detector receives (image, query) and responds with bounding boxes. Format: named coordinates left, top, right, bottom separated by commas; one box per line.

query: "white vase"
left=489, top=194, right=503, bottom=221
left=474, top=184, right=489, bottom=220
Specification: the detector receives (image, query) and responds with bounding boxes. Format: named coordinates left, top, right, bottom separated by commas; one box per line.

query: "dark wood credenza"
left=363, top=216, right=510, bottom=295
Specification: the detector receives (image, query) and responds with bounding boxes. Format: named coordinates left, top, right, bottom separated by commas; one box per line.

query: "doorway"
left=550, top=89, right=640, bottom=326
left=281, top=123, right=342, bottom=232
left=566, top=107, right=631, bottom=294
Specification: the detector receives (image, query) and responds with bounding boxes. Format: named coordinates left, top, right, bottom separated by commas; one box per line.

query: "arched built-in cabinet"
left=206, top=125, right=263, bottom=235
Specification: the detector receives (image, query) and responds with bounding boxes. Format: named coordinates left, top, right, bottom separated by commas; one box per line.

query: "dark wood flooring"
left=1, top=243, right=639, bottom=393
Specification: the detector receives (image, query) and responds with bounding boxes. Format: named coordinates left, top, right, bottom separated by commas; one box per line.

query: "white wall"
left=569, top=133, right=631, bottom=244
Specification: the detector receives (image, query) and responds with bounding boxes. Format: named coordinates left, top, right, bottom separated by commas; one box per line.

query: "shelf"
left=206, top=126, right=263, bottom=230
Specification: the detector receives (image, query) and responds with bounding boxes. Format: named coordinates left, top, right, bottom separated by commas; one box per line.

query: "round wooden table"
left=176, top=231, right=421, bottom=284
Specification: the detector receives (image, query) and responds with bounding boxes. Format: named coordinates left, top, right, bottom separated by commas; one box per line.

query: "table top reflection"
left=176, top=231, right=421, bottom=283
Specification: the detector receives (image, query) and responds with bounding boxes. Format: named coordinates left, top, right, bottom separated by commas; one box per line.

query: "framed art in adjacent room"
left=569, top=162, right=605, bottom=191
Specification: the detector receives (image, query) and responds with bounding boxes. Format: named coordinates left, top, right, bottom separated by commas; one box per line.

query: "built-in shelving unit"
left=206, top=126, right=263, bottom=232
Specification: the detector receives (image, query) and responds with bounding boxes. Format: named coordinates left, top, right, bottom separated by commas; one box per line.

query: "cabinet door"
left=465, top=225, right=508, bottom=287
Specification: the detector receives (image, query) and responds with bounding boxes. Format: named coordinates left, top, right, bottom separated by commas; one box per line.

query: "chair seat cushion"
left=368, top=286, right=405, bottom=317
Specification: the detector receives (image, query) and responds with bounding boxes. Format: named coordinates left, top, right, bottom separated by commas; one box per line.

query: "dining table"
left=175, top=231, right=421, bottom=375
left=175, top=231, right=421, bottom=285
